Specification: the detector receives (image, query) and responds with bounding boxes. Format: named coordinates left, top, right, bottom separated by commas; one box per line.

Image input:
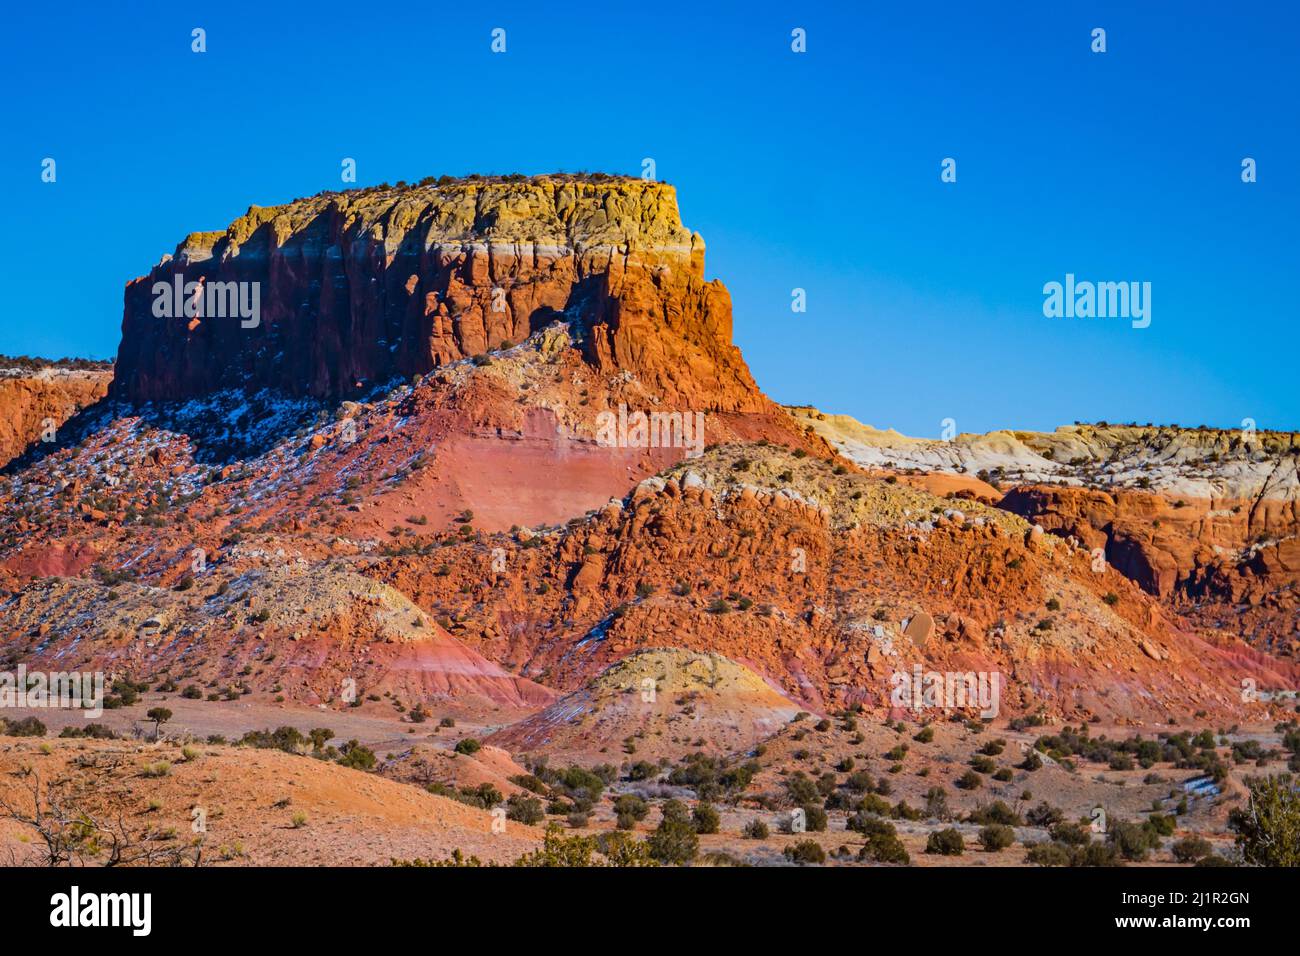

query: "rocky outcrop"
left=113, top=175, right=767, bottom=414
left=486, top=648, right=803, bottom=760
left=1, top=567, right=556, bottom=711
left=792, top=406, right=1300, bottom=502
left=0, top=366, right=112, bottom=468
left=792, top=404, right=1300, bottom=660
left=365, top=444, right=1298, bottom=721
left=1000, top=484, right=1300, bottom=657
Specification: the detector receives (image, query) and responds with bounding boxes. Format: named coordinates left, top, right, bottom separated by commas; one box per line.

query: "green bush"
left=1049, top=821, right=1090, bottom=846
left=1025, top=842, right=1071, bottom=866
left=1026, top=801, right=1063, bottom=827
left=855, top=817, right=911, bottom=864
left=801, top=804, right=828, bottom=832
left=0, top=716, right=47, bottom=737
left=647, top=817, right=698, bottom=865
left=659, top=799, right=691, bottom=826
left=1108, top=819, right=1161, bottom=861
left=925, top=828, right=965, bottom=856
left=1171, top=835, right=1213, bottom=863
left=967, top=800, right=1021, bottom=826
left=506, top=794, right=544, bottom=825
left=978, top=824, right=1015, bottom=852
left=692, top=803, right=721, bottom=834
left=742, top=818, right=770, bottom=840
left=613, top=794, right=649, bottom=829
left=337, top=740, right=376, bottom=770
left=783, top=840, right=826, bottom=865
left=784, top=772, right=820, bottom=805
left=923, top=787, right=952, bottom=820
left=1228, top=774, right=1300, bottom=866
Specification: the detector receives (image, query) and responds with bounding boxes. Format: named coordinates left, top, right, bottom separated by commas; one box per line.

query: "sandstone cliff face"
left=113, top=176, right=765, bottom=413
left=0, top=366, right=112, bottom=468
left=794, top=404, right=1300, bottom=659
left=361, top=444, right=1296, bottom=721
left=1000, top=484, right=1300, bottom=657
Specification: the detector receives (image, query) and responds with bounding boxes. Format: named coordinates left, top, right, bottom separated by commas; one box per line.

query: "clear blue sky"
left=2, top=1, right=1296, bottom=436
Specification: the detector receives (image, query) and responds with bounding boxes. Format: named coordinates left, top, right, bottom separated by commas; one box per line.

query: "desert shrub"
left=1025, top=842, right=1071, bottom=866
left=856, top=793, right=892, bottom=816
left=1049, top=821, right=1091, bottom=846
left=611, top=796, right=647, bottom=832
left=626, top=761, right=658, bottom=782
left=892, top=800, right=922, bottom=821
left=453, top=737, right=482, bottom=756
left=659, top=799, right=691, bottom=825
left=504, top=824, right=596, bottom=867
left=783, top=840, right=826, bottom=865
left=979, top=824, right=1016, bottom=852
left=239, top=726, right=306, bottom=753
left=567, top=810, right=590, bottom=829
left=1147, top=812, right=1177, bottom=837
left=1228, top=774, right=1300, bottom=866
left=692, top=803, right=721, bottom=834
left=1073, top=841, right=1122, bottom=867
left=58, top=723, right=117, bottom=740
left=845, top=770, right=875, bottom=793
left=1026, top=801, right=1063, bottom=828
left=970, top=755, right=997, bottom=774
left=614, top=794, right=650, bottom=829
left=815, top=772, right=837, bottom=797
left=1108, top=819, right=1161, bottom=861
left=509, top=773, right=549, bottom=794
left=784, top=772, right=821, bottom=805
left=1171, top=835, right=1213, bottom=863
left=1, top=716, right=47, bottom=737
left=549, top=765, right=606, bottom=805
left=923, top=786, right=952, bottom=820
left=1017, top=748, right=1043, bottom=772
left=718, top=759, right=760, bottom=795
left=742, top=818, right=770, bottom=840
left=337, top=740, right=376, bottom=770
left=955, top=770, right=982, bottom=790
left=458, top=783, right=502, bottom=809
left=506, top=794, right=544, bottom=825
left=925, top=828, right=965, bottom=856
left=967, top=800, right=1021, bottom=826
left=852, top=815, right=911, bottom=864
left=647, top=816, right=698, bottom=865
left=801, top=804, right=828, bottom=832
